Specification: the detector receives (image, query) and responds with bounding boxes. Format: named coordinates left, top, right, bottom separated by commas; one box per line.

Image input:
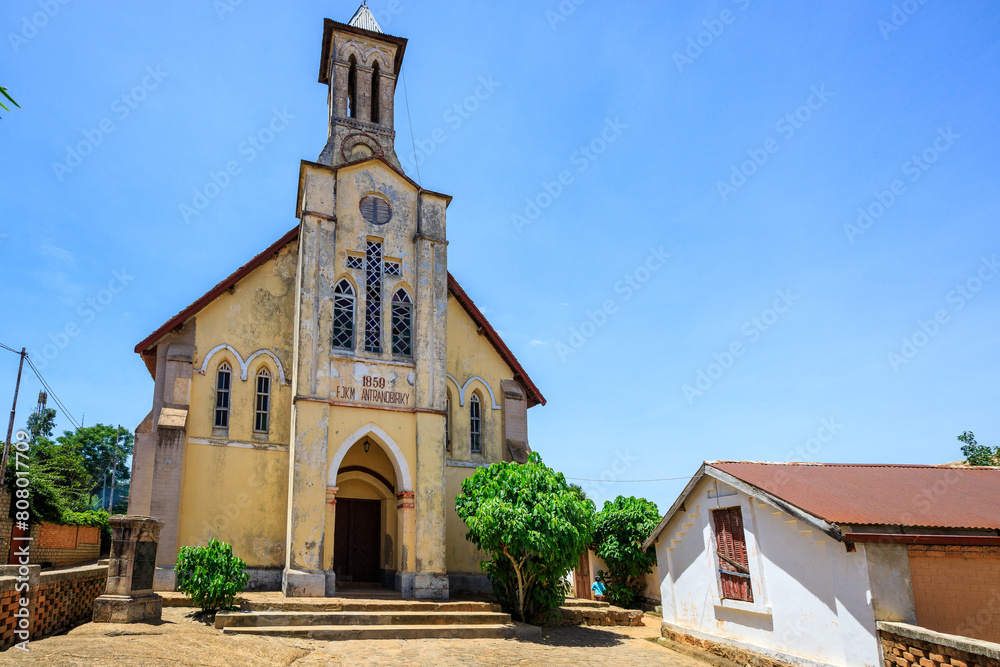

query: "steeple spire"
left=349, top=2, right=383, bottom=34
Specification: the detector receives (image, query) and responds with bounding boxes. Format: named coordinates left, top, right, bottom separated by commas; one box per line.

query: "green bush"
left=593, top=495, right=660, bottom=609
left=456, top=452, right=595, bottom=624
left=175, top=539, right=248, bottom=612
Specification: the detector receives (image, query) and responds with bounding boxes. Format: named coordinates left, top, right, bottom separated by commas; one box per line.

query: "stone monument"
left=93, top=515, right=164, bottom=623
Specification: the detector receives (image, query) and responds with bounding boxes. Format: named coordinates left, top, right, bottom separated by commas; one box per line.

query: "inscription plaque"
left=131, top=541, right=158, bottom=592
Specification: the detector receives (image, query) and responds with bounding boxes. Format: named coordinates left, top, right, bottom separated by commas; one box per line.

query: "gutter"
left=844, top=533, right=1000, bottom=547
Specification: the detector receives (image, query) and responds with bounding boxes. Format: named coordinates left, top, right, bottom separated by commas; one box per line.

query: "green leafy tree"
left=455, top=453, right=595, bottom=623
left=959, top=431, right=1000, bottom=467
left=57, top=424, right=133, bottom=502
left=0, top=86, right=19, bottom=118
left=176, top=539, right=249, bottom=613
left=593, top=495, right=661, bottom=609
left=4, top=409, right=93, bottom=522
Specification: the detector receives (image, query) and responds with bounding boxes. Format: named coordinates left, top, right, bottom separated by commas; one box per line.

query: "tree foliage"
left=959, top=431, right=1000, bottom=467
left=593, top=495, right=661, bottom=609
left=4, top=408, right=91, bottom=523
left=0, top=85, right=19, bottom=117
left=176, top=539, right=249, bottom=613
left=4, top=412, right=131, bottom=525
left=455, top=453, right=595, bottom=624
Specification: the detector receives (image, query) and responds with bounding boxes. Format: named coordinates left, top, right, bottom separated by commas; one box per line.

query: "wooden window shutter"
left=713, top=507, right=753, bottom=603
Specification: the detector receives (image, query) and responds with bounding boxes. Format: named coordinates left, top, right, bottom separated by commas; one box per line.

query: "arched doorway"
left=328, top=424, right=413, bottom=591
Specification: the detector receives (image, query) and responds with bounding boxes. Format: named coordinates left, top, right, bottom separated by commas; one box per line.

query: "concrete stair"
left=215, top=600, right=535, bottom=641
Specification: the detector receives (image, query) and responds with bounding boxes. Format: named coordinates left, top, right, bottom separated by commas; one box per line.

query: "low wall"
left=878, top=621, right=1000, bottom=667
left=0, top=563, right=108, bottom=651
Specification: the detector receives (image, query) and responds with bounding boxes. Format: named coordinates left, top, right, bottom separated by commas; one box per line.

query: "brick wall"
left=879, top=623, right=1000, bottom=667
left=28, top=523, right=102, bottom=569
left=909, top=545, right=1000, bottom=644
left=0, top=563, right=108, bottom=650
left=33, top=566, right=107, bottom=639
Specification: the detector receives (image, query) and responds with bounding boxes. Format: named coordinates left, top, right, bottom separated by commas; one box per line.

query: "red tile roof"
left=133, top=226, right=545, bottom=407
left=709, top=461, right=1000, bottom=531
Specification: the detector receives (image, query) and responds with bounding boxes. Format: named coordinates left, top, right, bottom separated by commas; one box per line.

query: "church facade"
left=127, top=5, right=544, bottom=600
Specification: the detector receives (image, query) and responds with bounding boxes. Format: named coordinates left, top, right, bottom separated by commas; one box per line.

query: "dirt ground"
left=1, top=608, right=710, bottom=666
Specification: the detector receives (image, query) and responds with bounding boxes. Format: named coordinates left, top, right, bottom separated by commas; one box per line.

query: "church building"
left=127, top=4, right=545, bottom=600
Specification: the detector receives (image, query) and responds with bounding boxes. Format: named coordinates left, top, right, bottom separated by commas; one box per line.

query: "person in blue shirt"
left=591, top=575, right=606, bottom=601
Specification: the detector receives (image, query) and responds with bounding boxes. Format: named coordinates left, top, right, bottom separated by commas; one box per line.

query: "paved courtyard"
left=2, top=607, right=709, bottom=666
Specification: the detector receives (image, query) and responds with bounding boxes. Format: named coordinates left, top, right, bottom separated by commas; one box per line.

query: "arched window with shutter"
left=333, top=279, right=356, bottom=350
left=391, top=288, right=412, bottom=357
left=254, top=368, right=271, bottom=434
left=215, top=362, right=232, bottom=429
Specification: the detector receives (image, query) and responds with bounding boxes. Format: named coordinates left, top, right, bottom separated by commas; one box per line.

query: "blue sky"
left=2, top=0, right=998, bottom=513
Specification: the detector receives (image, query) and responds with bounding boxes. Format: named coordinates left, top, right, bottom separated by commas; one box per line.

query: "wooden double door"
left=333, top=499, right=381, bottom=583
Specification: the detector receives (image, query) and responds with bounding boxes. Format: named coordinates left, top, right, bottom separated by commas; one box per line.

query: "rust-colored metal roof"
left=133, top=227, right=545, bottom=408
left=709, top=462, right=1000, bottom=531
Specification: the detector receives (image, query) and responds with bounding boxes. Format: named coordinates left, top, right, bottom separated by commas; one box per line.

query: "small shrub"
left=175, top=539, right=248, bottom=612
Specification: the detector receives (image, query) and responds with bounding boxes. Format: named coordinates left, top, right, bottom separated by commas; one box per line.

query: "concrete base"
left=245, top=567, right=283, bottom=592
left=282, top=569, right=325, bottom=597
left=449, top=572, right=492, bottom=597
left=93, top=594, right=163, bottom=623
left=325, top=571, right=337, bottom=596
left=412, top=573, right=450, bottom=600
left=153, top=566, right=176, bottom=592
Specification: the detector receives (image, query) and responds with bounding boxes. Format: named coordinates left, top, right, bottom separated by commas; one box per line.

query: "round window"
left=360, top=195, right=392, bottom=225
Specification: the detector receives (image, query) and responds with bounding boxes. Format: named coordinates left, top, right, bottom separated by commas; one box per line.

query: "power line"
left=24, top=356, right=81, bottom=430
left=401, top=66, right=422, bottom=186
left=0, top=341, right=22, bottom=355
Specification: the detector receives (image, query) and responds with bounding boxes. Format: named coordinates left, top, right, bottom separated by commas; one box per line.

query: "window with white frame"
left=445, top=395, right=451, bottom=453
left=215, top=362, right=232, bottom=429
left=254, top=368, right=271, bottom=434
left=470, top=394, right=482, bottom=455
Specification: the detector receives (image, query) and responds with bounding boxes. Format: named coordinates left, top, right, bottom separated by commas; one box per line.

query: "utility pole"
left=108, top=426, right=121, bottom=512
left=0, top=348, right=27, bottom=485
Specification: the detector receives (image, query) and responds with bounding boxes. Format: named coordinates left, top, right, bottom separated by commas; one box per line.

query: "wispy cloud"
left=40, top=243, right=76, bottom=266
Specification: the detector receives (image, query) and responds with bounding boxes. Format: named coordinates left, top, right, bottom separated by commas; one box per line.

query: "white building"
left=643, top=461, right=1000, bottom=667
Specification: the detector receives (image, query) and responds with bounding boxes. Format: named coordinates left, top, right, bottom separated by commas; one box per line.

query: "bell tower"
left=317, top=3, right=407, bottom=170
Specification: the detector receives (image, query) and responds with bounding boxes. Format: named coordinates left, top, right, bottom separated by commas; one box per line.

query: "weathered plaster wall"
left=654, top=476, right=881, bottom=667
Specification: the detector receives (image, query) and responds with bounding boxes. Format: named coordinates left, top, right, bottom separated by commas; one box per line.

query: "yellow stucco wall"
left=177, top=240, right=297, bottom=567
left=168, top=207, right=531, bottom=578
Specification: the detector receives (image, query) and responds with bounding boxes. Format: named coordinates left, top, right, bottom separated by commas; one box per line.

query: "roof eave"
left=641, top=463, right=845, bottom=551
left=319, top=18, right=409, bottom=86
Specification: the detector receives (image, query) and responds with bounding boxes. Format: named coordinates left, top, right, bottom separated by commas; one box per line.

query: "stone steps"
left=216, top=610, right=510, bottom=628
left=562, top=599, right=611, bottom=609
left=221, top=623, right=520, bottom=640
left=238, top=599, right=503, bottom=613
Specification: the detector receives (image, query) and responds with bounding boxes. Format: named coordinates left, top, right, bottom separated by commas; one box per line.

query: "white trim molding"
left=328, top=422, right=413, bottom=492
left=446, top=374, right=501, bottom=410
left=197, top=344, right=288, bottom=385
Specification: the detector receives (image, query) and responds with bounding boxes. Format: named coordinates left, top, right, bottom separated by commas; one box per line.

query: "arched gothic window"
left=333, top=279, right=356, bottom=350
left=445, top=393, right=452, bottom=453
left=371, top=61, right=381, bottom=124
left=348, top=55, right=358, bottom=119
left=254, top=369, right=271, bottom=434
left=391, top=288, right=412, bottom=356
left=215, top=362, right=232, bottom=429
left=470, top=393, right=482, bottom=455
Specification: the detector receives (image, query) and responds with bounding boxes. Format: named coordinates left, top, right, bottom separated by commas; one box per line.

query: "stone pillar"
left=324, top=486, right=338, bottom=595
left=93, top=516, right=163, bottom=623
left=356, top=65, right=373, bottom=123
left=285, top=162, right=338, bottom=598
left=395, top=492, right=417, bottom=596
